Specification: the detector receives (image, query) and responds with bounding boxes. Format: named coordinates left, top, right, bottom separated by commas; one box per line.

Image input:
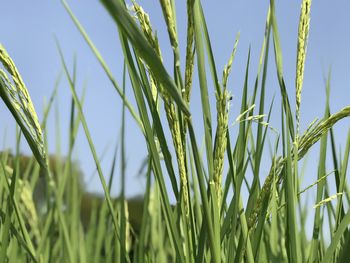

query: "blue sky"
left=1, top=1, right=350, bottom=202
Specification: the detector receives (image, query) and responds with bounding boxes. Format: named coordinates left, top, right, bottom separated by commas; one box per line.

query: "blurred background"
left=0, top=0, right=349, bottom=203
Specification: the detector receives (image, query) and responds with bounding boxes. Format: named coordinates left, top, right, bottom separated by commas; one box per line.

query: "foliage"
left=1, top=0, right=350, bottom=262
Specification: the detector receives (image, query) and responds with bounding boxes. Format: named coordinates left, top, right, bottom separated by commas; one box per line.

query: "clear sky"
left=1, top=1, right=350, bottom=200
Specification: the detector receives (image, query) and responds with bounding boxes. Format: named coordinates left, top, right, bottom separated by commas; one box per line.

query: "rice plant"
left=1, top=0, right=350, bottom=262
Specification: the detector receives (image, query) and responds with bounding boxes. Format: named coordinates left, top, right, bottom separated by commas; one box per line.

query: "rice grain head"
left=3, top=163, right=41, bottom=244
left=165, top=100, right=189, bottom=216
left=132, top=3, right=189, bottom=216
left=222, top=32, right=240, bottom=89
left=213, top=88, right=229, bottom=205
left=296, top=0, right=312, bottom=138
left=0, top=44, right=46, bottom=168
left=184, top=0, right=195, bottom=104
left=159, top=0, right=178, bottom=50
left=313, top=193, right=342, bottom=209
left=249, top=106, right=350, bottom=229
left=132, top=1, right=162, bottom=104
left=132, top=5, right=188, bottom=210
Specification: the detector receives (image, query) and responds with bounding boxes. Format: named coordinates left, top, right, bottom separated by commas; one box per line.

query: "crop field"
left=1, top=0, right=350, bottom=262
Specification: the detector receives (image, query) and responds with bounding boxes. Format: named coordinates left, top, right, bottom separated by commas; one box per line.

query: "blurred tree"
left=0, top=151, right=145, bottom=234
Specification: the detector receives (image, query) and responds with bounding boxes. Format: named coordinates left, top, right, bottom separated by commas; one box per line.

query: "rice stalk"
left=108, top=9, right=186, bottom=260
left=132, top=1, right=189, bottom=217
left=154, top=2, right=188, bottom=205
